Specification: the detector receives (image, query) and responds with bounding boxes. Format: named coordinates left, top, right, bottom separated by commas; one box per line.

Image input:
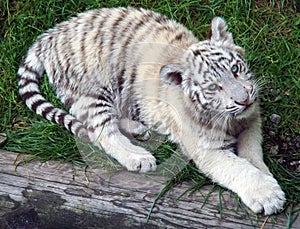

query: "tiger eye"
left=231, top=64, right=239, bottom=75
left=208, top=84, right=218, bottom=91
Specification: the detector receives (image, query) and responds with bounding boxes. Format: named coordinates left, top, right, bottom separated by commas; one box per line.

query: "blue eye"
left=208, top=84, right=218, bottom=91
left=231, top=64, right=239, bottom=75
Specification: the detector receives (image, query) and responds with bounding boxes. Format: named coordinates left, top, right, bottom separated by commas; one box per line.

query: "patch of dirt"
left=264, top=125, right=300, bottom=172
left=254, top=0, right=297, bottom=13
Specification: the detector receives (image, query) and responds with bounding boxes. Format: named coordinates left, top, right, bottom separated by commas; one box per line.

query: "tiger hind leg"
left=70, top=94, right=157, bottom=172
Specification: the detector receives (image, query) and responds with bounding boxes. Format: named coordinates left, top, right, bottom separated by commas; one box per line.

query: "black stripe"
left=132, top=103, right=141, bottom=121
left=53, top=40, right=65, bottom=86
left=57, top=112, right=67, bottom=126
left=80, top=30, right=87, bottom=66
left=97, top=95, right=112, bottom=104
left=64, top=58, right=71, bottom=77
left=18, top=79, right=39, bottom=89
left=109, top=10, right=139, bottom=85
left=218, top=56, right=228, bottom=62
left=211, top=52, right=223, bottom=56
left=94, top=116, right=112, bottom=128
left=215, top=101, right=221, bottom=109
left=64, top=21, right=74, bottom=82
left=100, top=86, right=116, bottom=101
left=67, top=120, right=73, bottom=131
left=220, top=142, right=237, bottom=152
left=109, top=9, right=127, bottom=48
left=94, top=13, right=110, bottom=58
left=169, top=33, right=184, bottom=44
left=21, top=91, right=40, bottom=101
left=193, top=50, right=201, bottom=56
left=214, top=62, right=227, bottom=73
left=98, top=86, right=111, bottom=97
left=236, top=53, right=245, bottom=61
left=193, top=91, right=201, bottom=104
left=100, top=116, right=112, bottom=126
left=95, top=102, right=113, bottom=108
left=210, top=65, right=218, bottom=74
left=130, top=66, right=137, bottom=85
left=51, top=109, right=58, bottom=122
left=229, top=52, right=234, bottom=62
left=141, top=9, right=168, bottom=24
left=20, top=64, right=40, bottom=79
left=117, top=69, right=125, bottom=93
left=64, top=97, right=74, bottom=109
left=112, top=13, right=144, bottom=84
left=121, top=11, right=156, bottom=55
left=149, top=10, right=169, bottom=24
left=31, top=99, right=46, bottom=112
left=79, top=25, right=88, bottom=79
left=173, top=32, right=185, bottom=41
left=194, top=92, right=208, bottom=110
left=34, top=39, right=43, bottom=59
left=113, top=10, right=159, bottom=89
left=97, top=109, right=110, bottom=115
left=197, top=62, right=203, bottom=74
left=41, top=106, right=55, bottom=118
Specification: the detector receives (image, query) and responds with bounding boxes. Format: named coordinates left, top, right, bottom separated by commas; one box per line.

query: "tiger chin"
left=18, top=7, right=285, bottom=215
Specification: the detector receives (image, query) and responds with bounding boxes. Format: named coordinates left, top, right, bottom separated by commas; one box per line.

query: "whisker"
left=254, top=78, right=265, bottom=92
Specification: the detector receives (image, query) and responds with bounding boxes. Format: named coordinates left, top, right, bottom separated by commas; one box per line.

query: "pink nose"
left=235, top=96, right=250, bottom=106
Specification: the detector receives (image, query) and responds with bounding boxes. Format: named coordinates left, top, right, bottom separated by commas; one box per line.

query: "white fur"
left=19, top=8, right=285, bottom=215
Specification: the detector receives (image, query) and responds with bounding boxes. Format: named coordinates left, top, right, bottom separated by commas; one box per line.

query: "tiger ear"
left=160, top=64, right=184, bottom=86
left=209, top=17, right=234, bottom=45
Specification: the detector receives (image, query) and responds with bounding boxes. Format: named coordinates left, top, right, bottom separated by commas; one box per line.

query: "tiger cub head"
left=160, top=17, right=258, bottom=120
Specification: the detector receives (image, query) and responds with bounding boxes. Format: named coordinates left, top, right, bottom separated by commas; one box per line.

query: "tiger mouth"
left=234, top=102, right=255, bottom=118
left=243, top=102, right=253, bottom=111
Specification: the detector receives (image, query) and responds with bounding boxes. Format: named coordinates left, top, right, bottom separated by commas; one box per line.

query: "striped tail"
left=18, top=48, right=90, bottom=142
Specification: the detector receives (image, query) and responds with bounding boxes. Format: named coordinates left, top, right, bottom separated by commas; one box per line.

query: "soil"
left=264, top=116, right=300, bottom=172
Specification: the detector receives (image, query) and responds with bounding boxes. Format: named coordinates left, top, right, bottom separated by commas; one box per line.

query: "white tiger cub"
left=18, top=7, right=285, bottom=215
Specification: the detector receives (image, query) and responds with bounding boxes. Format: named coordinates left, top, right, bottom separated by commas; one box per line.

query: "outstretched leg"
left=89, top=121, right=156, bottom=172
left=237, top=115, right=271, bottom=175
left=180, top=130, right=285, bottom=215
left=69, top=89, right=156, bottom=172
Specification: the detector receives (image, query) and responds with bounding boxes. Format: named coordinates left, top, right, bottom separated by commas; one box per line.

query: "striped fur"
left=18, top=8, right=285, bottom=215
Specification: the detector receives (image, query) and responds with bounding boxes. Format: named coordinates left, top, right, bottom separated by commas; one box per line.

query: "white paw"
left=124, top=152, right=157, bottom=173
left=239, top=174, right=285, bottom=215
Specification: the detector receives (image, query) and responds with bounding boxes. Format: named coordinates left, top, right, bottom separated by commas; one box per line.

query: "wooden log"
left=0, top=149, right=299, bottom=228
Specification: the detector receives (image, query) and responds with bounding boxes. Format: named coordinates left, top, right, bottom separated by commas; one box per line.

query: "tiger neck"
left=184, top=98, right=232, bottom=132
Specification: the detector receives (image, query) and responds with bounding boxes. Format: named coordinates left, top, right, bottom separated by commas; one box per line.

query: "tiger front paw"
left=239, top=174, right=285, bottom=215
left=123, top=151, right=157, bottom=173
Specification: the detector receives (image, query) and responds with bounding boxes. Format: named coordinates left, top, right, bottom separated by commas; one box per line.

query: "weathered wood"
left=0, top=150, right=299, bottom=228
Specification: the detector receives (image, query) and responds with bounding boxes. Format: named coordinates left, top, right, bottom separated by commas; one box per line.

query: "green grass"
left=0, top=0, right=299, bottom=227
